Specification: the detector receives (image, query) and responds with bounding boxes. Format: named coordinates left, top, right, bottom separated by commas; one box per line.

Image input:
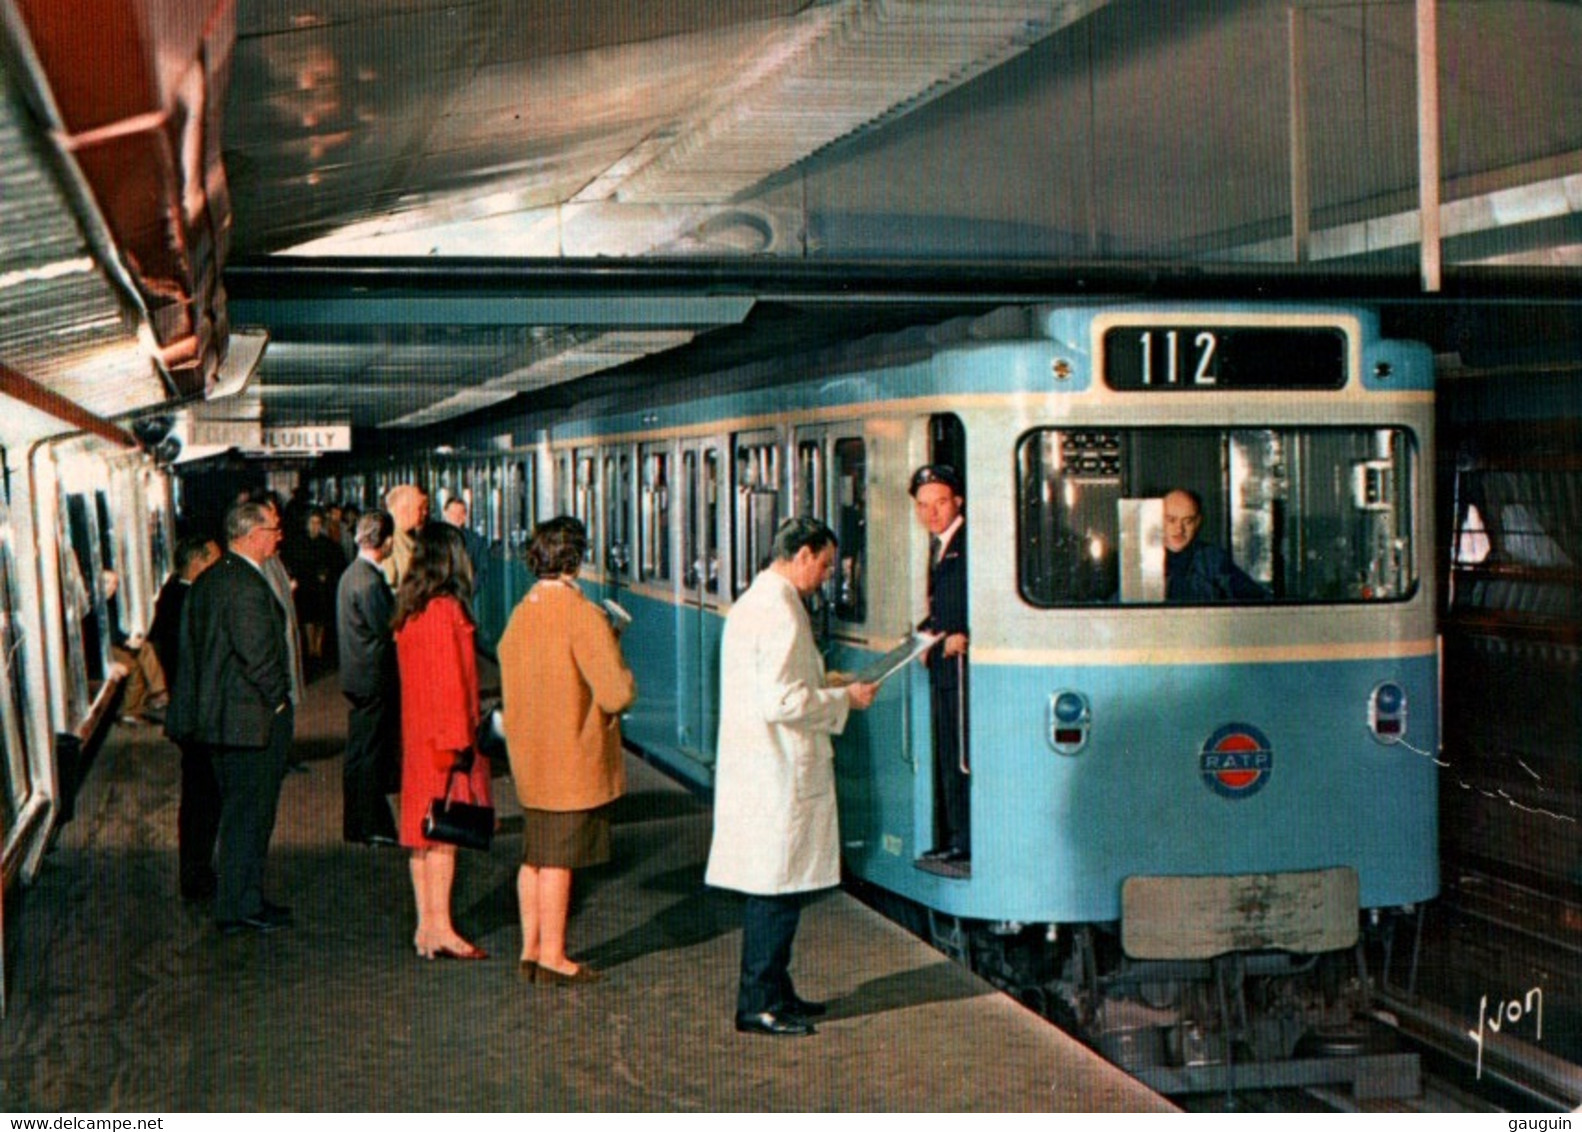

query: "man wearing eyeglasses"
left=166, top=501, right=296, bottom=936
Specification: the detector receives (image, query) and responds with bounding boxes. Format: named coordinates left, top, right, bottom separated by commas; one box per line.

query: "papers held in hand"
left=601, top=599, right=632, bottom=630
left=853, top=631, right=942, bottom=687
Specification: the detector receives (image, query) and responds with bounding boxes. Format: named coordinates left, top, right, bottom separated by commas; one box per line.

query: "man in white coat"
left=706, top=516, right=877, bottom=1037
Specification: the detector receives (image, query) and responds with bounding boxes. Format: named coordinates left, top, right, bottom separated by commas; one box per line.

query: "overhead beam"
left=228, top=294, right=755, bottom=329
left=225, top=256, right=1580, bottom=306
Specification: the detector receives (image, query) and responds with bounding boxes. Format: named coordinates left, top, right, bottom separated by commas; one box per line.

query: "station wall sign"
left=254, top=424, right=352, bottom=453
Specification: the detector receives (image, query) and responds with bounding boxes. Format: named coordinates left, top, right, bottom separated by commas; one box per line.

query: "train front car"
left=848, top=304, right=1438, bottom=1085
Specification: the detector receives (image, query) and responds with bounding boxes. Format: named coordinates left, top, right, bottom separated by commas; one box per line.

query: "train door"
left=916, top=413, right=969, bottom=870
left=676, top=440, right=723, bottom=764
left=633, top=443, right=674, bottom=745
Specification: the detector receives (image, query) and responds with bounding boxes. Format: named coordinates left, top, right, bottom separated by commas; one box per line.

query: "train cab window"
left=733, top=434, right=781, bottom=597
left=1017, top=426, right=1418, bottom=606
left=639, top=449, right=671, bottom=582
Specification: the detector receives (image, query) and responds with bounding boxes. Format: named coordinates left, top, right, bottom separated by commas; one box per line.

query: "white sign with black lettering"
left=256, top=425, right=352, bottom=453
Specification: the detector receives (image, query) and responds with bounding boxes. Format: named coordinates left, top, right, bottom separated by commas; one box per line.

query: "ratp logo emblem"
left=1199, top=723, right=1273, bottom=799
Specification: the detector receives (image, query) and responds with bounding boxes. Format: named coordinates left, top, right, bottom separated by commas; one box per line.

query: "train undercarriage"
left=858, top=882, right=1428, bottom=1100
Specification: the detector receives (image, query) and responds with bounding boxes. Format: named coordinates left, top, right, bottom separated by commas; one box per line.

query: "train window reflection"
left=1017, top=427, right=1418, bottom=606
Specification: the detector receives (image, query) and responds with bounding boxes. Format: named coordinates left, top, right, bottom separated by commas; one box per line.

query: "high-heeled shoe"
left=533, top=962, right=603, bottom=985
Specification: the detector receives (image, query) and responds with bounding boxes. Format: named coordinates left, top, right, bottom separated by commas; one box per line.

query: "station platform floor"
left=0, top=666, right=1172, bottom=1113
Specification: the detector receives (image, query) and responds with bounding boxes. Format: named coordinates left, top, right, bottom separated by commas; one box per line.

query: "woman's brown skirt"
left=521, top=805, right=611, bottom=869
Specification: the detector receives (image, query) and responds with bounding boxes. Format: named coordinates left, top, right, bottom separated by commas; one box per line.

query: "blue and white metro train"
left=319, top=302, right=1438, bottom=1067
left=0, top=423, right=176, bottom=987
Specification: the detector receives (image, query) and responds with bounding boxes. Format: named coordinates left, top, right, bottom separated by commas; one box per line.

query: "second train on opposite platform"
left=310, top=301, right=1438, bottom=1074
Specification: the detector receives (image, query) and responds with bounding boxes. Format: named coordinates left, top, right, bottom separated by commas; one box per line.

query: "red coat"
left=395, top=595, right=490, bottom=848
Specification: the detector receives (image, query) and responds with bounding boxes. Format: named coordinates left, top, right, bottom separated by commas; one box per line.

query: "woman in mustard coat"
left=499, top=517, right=635, bottom=984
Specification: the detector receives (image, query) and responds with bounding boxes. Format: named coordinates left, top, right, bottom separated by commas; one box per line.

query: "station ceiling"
left=5, top=1, right=1582, bottom=448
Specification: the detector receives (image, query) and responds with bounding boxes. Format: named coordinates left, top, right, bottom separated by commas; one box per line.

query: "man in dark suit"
left=336, top=509, right=401, bottom=846
left=165, top=502, right=295, bottom=935
left=149, top=533, right=222, bottom=900
left=911, top=464, right=971, bottom=868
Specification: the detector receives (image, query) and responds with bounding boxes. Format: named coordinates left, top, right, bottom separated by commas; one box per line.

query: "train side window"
left=733, top=433, right=781, bottom=597
left=573, top=450, right=598, bottom=565
left=605, top=449, right=632, bottom=578
left=555, top=451, right=573, bottom=520
left=796, top=440, right=824, bottom=520
left=703, top=448, right=720, bottom=595
left=640, top=448, right=671, bottom=583
left=507, top=458, right=533, bottom=554
left=833, top=438, right=867, bottom=623
left=1017, top=426, right=1419, bottom=606
left=0, top=513, right=33, bottom=838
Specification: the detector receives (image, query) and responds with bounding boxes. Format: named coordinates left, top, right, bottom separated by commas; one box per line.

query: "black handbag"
left=422, top=753, right=494, bottom=850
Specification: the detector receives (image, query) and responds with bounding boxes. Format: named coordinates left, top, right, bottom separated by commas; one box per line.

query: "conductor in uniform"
left=911, top=464, right=970, bottom=866
left=706, top=517, right=876, bottom=1037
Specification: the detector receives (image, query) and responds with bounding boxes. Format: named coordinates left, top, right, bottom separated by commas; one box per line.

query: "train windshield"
left=1017, top=426, right=1417, bottom=606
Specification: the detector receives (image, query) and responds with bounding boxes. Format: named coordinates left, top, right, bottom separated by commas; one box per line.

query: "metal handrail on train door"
left=899, top=629, right=913, bottom=767
left=956, top=653, right=969, bottom=777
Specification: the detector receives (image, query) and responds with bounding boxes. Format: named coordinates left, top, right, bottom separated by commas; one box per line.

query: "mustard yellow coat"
left=499, top=579, right=636, bottom=812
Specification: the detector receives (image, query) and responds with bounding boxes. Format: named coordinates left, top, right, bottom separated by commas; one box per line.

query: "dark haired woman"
left=393, top=521, right=489, bottom=960
left=499, top=516, right=635, bottom=984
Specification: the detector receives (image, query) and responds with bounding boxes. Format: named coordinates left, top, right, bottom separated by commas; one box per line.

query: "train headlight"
left=1047, top=690, right=1090, bottom=755
left=1369, top=681, right=1407, bottom=744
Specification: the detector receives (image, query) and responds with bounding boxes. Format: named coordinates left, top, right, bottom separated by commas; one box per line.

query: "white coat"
left=704, top=568, right=852, bottom=896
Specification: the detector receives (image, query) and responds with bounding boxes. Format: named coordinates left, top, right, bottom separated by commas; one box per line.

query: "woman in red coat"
left=393, top=522, right=489, bottom=960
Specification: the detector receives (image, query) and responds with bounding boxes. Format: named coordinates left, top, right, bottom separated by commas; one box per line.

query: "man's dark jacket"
left=336, top=556, right=395, bottom=699
left=165, top=552, right=289, bottom=748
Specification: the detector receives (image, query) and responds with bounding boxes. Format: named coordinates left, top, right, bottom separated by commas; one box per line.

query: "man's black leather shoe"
left=735, top=1011, right=815, bottom=1037
left=217, top=913, right=290, bottom=937
left=781, top=995, right=827, bottom=1018
left=352, top=833, right=398, bottom=848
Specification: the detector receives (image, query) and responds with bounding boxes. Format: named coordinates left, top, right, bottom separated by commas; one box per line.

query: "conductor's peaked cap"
left=909, top=464, right=963, bottom=497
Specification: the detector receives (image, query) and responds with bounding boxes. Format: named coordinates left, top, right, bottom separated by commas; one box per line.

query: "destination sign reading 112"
left=1102, top=326, right=1347, bottom=391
